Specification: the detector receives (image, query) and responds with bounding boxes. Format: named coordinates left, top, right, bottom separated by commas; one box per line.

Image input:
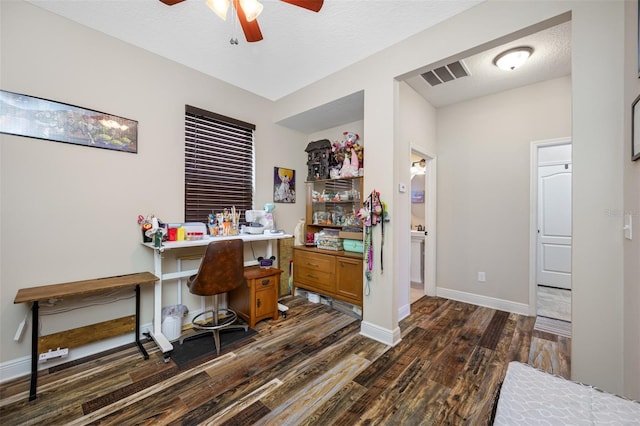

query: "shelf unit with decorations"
left=304, top=176, right=364, bottom=242
left=293, top=175, right=364, bottom=310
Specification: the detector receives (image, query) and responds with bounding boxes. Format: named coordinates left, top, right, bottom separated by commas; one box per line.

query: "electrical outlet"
left=478, top=272, right=486, bottom=282
left=39, top=347, right=69, bottom=362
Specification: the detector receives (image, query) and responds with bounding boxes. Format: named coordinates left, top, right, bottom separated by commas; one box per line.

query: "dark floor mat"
left=170, top=327, right=258, bottom=368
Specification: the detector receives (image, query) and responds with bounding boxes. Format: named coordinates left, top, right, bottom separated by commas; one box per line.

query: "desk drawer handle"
left=305, top=273, right=318, bottom=279
left=261, top=279, right=270, bottom=286
left=257, top=298, right=261, bottom=308
left=305, top=262, right=319, bottom=267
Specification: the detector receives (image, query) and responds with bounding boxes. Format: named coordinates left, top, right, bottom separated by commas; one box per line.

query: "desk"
left=141, top=233, right=292, bottom=358
left=14, top=272, right=158, bottom=401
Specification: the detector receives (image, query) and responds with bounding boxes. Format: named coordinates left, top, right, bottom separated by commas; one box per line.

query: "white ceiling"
left=25, top=0, right=571, bottom=132
left=404, top=20, right=571, bottom=108
left=26, top=0, right=482, bottom=101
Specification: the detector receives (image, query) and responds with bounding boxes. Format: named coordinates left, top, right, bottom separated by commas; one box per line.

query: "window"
left=185, top=105, right=255, bottom=223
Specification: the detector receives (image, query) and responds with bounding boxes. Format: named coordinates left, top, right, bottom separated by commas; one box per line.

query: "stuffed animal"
left=343, top=131, right=359, bottom=145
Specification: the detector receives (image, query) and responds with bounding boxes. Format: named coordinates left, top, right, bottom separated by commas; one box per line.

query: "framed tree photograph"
left=273, top=167, right=296, bottom=203
left=0, top=90, right=138, bottom=153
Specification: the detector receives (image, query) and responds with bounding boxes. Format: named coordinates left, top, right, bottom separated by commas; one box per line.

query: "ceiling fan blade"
left=234, top=0, right=263, bottom=42
left=279, top=0, right=323, bottom=13
left=159, top=0, right=186, bottom=5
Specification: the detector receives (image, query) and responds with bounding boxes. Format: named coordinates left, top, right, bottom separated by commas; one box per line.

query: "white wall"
left=570, top=2, right=626, bottom=394
left=623, top=0, right=640, bottom=400
left=402, top=80, right=437, bottom=231
left=0, top=1, right=306, bottom=371
left=436, top=76, right=571, bottom=306
left=399, top=82, right=437, bottom=319
left=401, top=82, right=438, bottom=156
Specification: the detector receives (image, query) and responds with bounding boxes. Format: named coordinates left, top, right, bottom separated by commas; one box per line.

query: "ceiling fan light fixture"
left=239, top=0, right=263, bottom=22
left=206, top=0, right=230, bottom=21
left=493, top=46, right=533, bottom=71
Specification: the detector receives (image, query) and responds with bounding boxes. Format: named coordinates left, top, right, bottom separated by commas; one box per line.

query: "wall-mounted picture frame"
left=411, top=190, right=425, bottom=204
left=274, top=167, right=296, bottom=203
left=633, top=95, right=640, bottom=161
left=0, top=90, right=138, bottom=153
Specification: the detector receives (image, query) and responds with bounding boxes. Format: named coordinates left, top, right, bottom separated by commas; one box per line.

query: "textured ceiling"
left=404, top=20, right=571, bottom=108
left=26, top=0, right=483, bottom=101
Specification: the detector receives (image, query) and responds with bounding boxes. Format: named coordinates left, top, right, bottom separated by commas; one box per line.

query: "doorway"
left=530, top=138, right=572, bottom=324
left=410, top=149, right=436, bottom=304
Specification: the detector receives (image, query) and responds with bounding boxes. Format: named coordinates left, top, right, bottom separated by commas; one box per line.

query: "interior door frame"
left=410, top=148, right=437, bottom=297
left=529, top=137, right=572, bottom=316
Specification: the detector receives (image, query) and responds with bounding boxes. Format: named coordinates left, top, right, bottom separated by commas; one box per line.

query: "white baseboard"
left=360, top=321, right=402, bottom=347
left=436, top=287, right=530, bottom=316
left=398, top=303, right=411, bottom=322
left=0, top=321, right=155, bottom=384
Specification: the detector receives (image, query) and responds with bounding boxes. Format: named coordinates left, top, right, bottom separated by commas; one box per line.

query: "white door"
left=537, top=162, right=572, bottom=289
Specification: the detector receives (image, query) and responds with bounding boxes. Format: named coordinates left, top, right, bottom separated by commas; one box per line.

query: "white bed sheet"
left=494, top=361, right=640, bottom=425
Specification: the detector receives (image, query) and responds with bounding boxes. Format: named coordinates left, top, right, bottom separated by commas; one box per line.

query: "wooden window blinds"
left=184, top=105, right=255, bottom=223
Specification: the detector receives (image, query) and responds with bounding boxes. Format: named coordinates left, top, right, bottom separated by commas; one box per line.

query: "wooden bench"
left=14, top=272, right=158, bottom=401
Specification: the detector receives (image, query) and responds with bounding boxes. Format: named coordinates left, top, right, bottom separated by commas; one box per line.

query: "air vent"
left=421, top=60, right=470, bottom=86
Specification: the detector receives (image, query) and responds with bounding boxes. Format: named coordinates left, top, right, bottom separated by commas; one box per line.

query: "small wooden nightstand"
left=229, top=266, right=283, bottom=328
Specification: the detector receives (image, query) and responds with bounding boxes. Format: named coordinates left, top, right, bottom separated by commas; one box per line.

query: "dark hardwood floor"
left=0, top=295, right=570, bottom=425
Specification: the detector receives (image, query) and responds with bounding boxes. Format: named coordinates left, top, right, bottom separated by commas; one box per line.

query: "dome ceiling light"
left=493, top=46, right=534, bottom=71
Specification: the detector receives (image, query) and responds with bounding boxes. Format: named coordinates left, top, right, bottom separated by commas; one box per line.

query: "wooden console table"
left=14, top=272, right=158, bottom=401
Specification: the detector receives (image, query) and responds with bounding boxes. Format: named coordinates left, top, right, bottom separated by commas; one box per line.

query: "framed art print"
left=411, top=190, right=425, bottom=204
left=0, top=90, right=137, bottom=153
left=274, top=167, right=296, bottom=203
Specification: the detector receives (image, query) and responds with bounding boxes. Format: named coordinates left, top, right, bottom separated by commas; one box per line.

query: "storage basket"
left=343, top=239, right=364, bottom=253
left=317, top=228, right=343, bottom=251
left=317, top=236, right=343, bottom=251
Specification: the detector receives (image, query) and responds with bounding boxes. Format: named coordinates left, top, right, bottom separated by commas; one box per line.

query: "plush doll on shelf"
left=339, top=156, right=352, bottom=177
left=339, top=147, right=360, bottom=177
left=332, top=131, right=363, bottom=171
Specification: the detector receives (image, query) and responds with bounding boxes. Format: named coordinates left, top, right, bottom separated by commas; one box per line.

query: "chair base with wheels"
left=180, top=294, right=248, bottom=355
left=180, top=239, right=248, bottom=356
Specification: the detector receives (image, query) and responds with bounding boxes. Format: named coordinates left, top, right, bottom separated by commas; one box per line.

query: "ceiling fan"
left=159, top=0, right=324, bottom=43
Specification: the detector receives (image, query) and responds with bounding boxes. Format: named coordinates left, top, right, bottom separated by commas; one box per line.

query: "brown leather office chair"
left=183, top=239, right=248, bottom=355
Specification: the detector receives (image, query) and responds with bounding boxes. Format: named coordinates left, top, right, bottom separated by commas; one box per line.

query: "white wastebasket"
left=161, top=315, right=182, bottom=341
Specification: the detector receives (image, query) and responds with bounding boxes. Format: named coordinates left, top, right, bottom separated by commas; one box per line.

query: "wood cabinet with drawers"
left=229, top=266, right=282, bottom=328
left=293, top=246, right=363, bottom=307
